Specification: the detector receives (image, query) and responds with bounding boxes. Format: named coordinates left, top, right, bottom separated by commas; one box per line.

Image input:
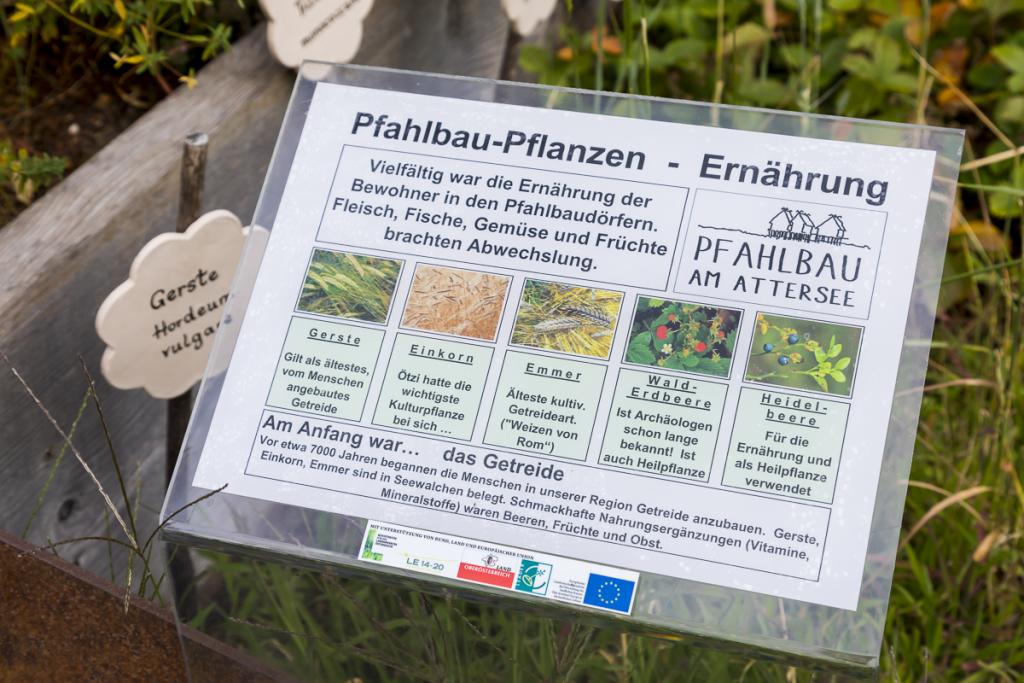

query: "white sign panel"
left=191, top=82, right=936, bottom=611
left=261, top=0, right=374, bottom=68
left=96, top=210, right=247, bottom=399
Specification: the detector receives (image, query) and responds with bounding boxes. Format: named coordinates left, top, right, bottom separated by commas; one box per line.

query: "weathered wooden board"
left=0, top=0, right=519, bottom=585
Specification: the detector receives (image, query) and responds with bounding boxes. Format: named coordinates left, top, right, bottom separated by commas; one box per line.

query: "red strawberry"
left=694, top=341, right=707, bottom=353
left=655, top=325, right=668, bottom=340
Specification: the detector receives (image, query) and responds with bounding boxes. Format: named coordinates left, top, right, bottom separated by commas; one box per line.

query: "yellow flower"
left=9, top=3, right=34, bottom=22
left=109, top=51, right=144, bottom=68
left=179, top=70, right=198, bottom=90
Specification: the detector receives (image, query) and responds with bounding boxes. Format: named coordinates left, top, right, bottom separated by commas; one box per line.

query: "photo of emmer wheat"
left=510, top=279, right=623, bottom=358
left=298, top=249, right=402, bottom=323
left=401, top=264, right=510, bottom=341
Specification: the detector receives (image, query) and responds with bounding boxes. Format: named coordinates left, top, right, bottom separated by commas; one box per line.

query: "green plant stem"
left=941, top=258, right=1022, bottom=284
left=20, top=389, right=91, bottom=537
left=80, top=357, right=139, bottom=544
left=154, top=25, right=207, bottom=41
left=959, top=183, right=1024, bottom=196
left=42, top=0, right=118, bottom=38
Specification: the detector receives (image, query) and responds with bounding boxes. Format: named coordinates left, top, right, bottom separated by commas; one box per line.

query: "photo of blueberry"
left=746, top=312, right=862, bottom=397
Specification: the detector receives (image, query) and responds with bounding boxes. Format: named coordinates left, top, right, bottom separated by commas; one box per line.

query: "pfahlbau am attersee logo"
left=676, top=189, right=886, bottom=320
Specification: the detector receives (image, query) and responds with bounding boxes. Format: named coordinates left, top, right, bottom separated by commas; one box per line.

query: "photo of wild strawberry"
left=744, top=312, right=862, bottom=396
left=625, top=297, right=742, bottom=377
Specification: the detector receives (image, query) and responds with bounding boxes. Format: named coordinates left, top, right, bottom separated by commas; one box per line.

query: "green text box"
left=373, top=334, right=492, bottom=439
left=600, top=368, right=726, bottom=481
left=484, top=351, right=605, bottom=461
left=722, top=387, right=849, bottom=503
left=267, top=316, right=384, bottom=420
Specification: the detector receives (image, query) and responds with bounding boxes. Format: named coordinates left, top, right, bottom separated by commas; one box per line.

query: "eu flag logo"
left=582, top=574, right=635, bottom=614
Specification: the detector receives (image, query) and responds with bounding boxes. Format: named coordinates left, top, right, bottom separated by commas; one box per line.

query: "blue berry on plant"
left=787, top=334, right=799, bottom=344
left=763, top=343, right=774, bottom=352
left=778, top=356, right=790, bottom=366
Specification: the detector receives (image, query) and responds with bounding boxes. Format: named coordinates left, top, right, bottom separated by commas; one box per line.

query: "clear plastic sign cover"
left=163, top=64, right=962, bottom=667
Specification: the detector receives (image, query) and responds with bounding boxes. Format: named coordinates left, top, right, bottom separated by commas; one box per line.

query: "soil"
left=0, top=42, right=168, bottom=226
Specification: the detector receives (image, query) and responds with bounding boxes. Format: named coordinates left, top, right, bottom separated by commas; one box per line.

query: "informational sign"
left=96, top=210, right=247, bottom=399
left=189, top=80, right=941, bottom=612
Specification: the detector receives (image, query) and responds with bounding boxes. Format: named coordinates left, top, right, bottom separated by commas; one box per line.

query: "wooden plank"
left=0, top=1, right=512, bottom=583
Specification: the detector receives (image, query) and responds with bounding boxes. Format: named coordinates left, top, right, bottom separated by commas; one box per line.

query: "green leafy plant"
left=2, top=0, right=241, bottom=94
left=0, top=139, right=66, bottom=206
left=626, top=297, right=740, bottom=377
left=992, top=41, right=1024, bottom=93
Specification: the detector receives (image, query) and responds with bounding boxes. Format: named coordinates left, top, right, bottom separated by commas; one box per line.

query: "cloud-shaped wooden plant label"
left=96, top=210, right=247, bottom=399
left=502, top=0, right=558, bottom=35
left=262, top=0, right=375, bottom=68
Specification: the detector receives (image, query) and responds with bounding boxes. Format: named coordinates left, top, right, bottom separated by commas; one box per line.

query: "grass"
left=882, top=263, right=1023, bottom=680
left=0, top=353, right=224, bottom=612
left=192, top=548, right=827, bottom=682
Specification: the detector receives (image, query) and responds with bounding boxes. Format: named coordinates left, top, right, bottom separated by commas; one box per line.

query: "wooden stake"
left=167, top=132, right=208, bottom=485
left=167, top=132, right=207, bottom=623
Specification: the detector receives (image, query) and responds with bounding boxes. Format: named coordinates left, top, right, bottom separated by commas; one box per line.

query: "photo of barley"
left=401, top=264, right=510, bottom=341
left=297, top=249, right=401, bottom=323
left=510, top=279, right=623, bottom=358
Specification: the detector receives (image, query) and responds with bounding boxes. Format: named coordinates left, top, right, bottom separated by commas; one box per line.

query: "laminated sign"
left=164, top=65, right=962, bottom=664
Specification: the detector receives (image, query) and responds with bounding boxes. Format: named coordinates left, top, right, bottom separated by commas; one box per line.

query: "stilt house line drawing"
left=766, top=208, right=848, bottom=246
